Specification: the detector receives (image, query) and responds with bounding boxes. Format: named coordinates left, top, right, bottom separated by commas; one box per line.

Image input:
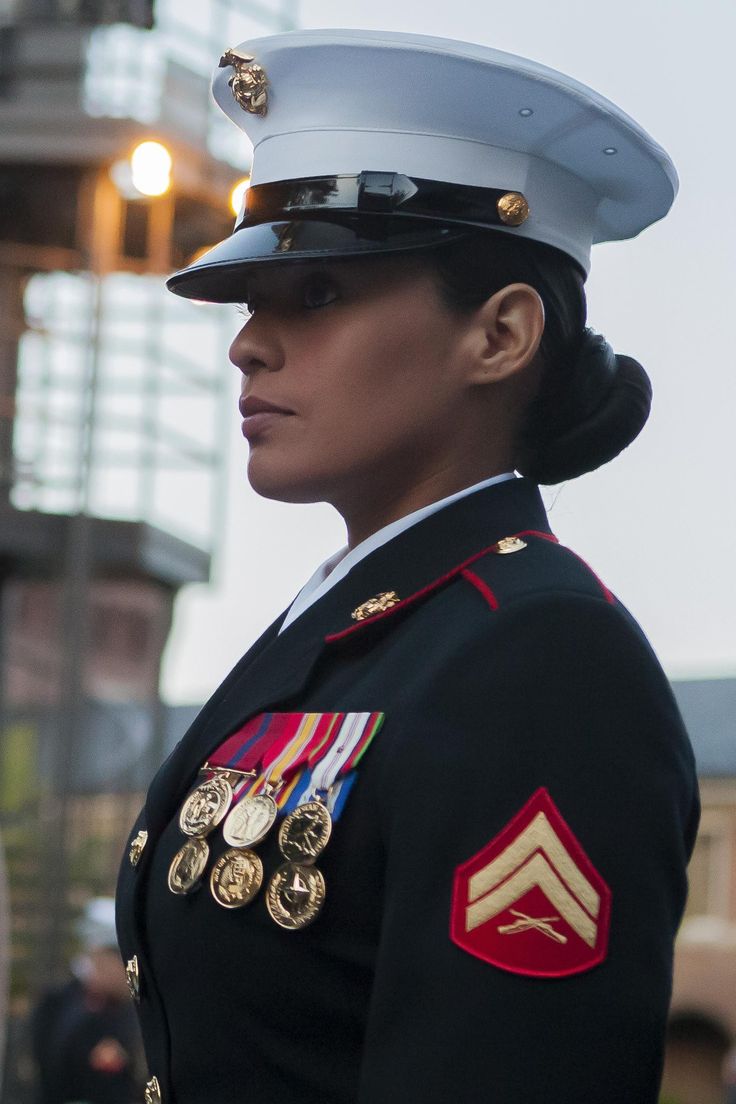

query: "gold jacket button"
left=125, top=955, right=140, bottom=1003
left=144, top=1074, right=162, bottom=1104
left=129, top=830, right=148, bottom=867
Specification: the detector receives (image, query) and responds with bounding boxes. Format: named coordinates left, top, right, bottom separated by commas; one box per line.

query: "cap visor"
left=167, top=217, right=465, bottom=302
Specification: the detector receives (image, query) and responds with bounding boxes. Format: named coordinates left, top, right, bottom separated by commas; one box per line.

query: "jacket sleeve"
left=357, top=591, right=699, bottom=1104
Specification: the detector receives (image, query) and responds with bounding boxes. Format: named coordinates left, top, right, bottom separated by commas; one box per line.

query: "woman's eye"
left=302, top=277, right=338, bottom=309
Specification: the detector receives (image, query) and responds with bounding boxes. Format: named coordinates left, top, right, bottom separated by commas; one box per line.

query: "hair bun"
left=519, top=330, right=653, bottom=484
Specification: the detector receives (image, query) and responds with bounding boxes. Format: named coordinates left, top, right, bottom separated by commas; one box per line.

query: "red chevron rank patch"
left=450, top=788, right=611, bottom=978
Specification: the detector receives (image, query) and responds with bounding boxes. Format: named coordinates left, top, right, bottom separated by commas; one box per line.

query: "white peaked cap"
left=168, top=29, right=677, bottom=299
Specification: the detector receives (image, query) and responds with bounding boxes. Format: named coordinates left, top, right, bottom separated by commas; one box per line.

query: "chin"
left=246, top=456, right=330, bottom=505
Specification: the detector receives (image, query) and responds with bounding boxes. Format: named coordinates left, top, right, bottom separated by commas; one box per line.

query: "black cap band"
left=238, top=173, right=528, bottom=232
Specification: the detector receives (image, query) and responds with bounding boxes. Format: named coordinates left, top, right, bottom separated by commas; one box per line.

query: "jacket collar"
left=210, top=476, right=549, bottom=720
left=146, top=478, right=551, bottom=829
left=318, top=476, right=552, bottom=642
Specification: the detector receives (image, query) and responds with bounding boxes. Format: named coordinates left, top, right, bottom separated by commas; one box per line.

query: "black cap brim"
left=166, top=217, right=467, bottom=303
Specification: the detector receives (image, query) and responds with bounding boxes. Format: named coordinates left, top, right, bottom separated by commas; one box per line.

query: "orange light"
left=186, top=244, right=215, bottom=266
left=230, top=176, right=251, bottom=217
left=130, top=141, right=172, bottom=197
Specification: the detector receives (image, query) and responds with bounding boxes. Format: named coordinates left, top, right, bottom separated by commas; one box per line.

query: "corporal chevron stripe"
left=465, top=851, right=598, bottom=948
left=467, top=811, right=600, bottom=918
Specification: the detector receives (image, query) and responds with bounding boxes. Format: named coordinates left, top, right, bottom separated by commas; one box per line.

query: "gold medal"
left=278, top=801, right=332, bottom=864
left=209, top=848, right=263, bottom=909
left=178, top=775, right=232, bottom=838
left=266, top=862, right=326, bottom=930
left=168, top=838, right=209, bottom=895
left=221, top=792, right=278, bottom=849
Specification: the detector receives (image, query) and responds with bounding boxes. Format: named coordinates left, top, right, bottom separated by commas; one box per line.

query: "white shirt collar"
left=279, top=472, right=517, bottom=633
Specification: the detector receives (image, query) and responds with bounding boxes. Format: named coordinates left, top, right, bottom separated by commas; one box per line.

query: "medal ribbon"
left=205, top=714, right=312, bottom=808
left=203, top=711, right=382, bottom=818
left=256, top=712, right=343, bottom=808
left=287, top=711, right=384, bottom=814
left=310, top=711, right=384, bottom=794
left=208, top=712, right=302, bottom=773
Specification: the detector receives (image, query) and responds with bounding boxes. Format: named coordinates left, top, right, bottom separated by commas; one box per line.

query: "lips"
left=239, top=395, right=295, bottom=417
left=239, top=395, right=295, bottom=441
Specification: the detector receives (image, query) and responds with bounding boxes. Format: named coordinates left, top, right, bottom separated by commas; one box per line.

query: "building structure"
left=0, top=0, right=299, bottom=1096
left=661, top=678, right=736, bottom=1104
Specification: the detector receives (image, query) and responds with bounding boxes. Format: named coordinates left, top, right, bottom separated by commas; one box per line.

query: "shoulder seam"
left=460, top=574, right=619, bottom=617
left=460, top=567, right=499, bottom=611
left=469, top=536, right=614, bottom=607
left=558, top=546, right=614, bottom=604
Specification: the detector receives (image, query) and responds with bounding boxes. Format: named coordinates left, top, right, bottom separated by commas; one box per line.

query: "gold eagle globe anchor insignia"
left=219, top=48, right=269, bottom=116
left=494, top=536, right=528, bottom=554
left=351, top=591, right=401, bottom=622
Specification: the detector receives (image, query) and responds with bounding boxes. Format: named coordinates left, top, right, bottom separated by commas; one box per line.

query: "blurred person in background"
left=0, top=834, right=9, bottom=1083
left=723, top=1046, right=736, bottom=1104
left=117, top=29, right=698, bottom=1104
left=31, top=897, right=142, bottom=1104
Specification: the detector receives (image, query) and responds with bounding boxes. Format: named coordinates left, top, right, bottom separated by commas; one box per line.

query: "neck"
left=340, top=464, right=513, bottom=549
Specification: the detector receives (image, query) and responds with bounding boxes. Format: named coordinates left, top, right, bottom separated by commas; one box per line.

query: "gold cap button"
left=125, top=955, right=140, bottom=1003
left=144, top=1075, right=162, bottom=1104
left=497, top=192, right=530, bottom=227
left=129, top=830, right=148, bottom=867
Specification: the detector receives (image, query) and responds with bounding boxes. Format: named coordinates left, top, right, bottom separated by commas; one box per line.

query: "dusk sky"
left=161, top=0, right=736, bottom=704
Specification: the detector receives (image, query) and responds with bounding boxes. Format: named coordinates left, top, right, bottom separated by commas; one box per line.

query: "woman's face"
left=229, top=255, right=480, bottom=516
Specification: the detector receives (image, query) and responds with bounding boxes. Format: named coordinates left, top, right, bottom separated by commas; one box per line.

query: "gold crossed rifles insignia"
left=465, top=810, right=601, bottom=947
left=497, top=909, right=567, bottom=944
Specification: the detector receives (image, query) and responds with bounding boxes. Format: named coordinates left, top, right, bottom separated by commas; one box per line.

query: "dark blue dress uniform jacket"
left=116, top=477, right=699, bottom=1104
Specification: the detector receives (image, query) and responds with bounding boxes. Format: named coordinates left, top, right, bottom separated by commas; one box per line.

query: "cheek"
left=325, top=308, right=455, bottom=408
left=358, top=317, right=459, bottom=430
left=245, top=302, right=459, bottom=499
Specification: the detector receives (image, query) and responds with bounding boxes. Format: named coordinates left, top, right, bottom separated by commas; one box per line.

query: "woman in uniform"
left=116, top=30, right=699, bottom=1104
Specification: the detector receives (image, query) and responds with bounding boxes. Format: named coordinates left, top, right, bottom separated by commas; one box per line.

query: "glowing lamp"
left=130, top=141, right=172, bottom=198
left=230, top=177, right=251, bottom=218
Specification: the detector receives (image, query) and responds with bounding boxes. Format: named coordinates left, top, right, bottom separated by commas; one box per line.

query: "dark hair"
left=426, top=231, right=652, bottom=484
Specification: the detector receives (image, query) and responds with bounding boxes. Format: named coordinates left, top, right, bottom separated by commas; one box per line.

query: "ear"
left=461, top=283, right=545, bottom=386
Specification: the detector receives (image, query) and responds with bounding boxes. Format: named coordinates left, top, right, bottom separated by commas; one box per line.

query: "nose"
left=229, top=315, right=285, bottom=376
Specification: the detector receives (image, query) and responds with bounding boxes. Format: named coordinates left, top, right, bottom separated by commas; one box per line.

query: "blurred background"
left=0, top=1, right=733, bottom=1102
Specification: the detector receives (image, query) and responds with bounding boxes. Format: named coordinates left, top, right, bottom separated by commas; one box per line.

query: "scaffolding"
left=0, top=2, right=300, bottom=1097
left=13, top=269, right=232, bottom=552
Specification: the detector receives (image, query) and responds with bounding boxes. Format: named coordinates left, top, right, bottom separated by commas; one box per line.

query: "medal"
left=168, top=714, right=338, bottom=898
left=265, top=712, right=385, bottom=930
left=210, top=848, right=263, bottom=909
left=222, top=712, right=337, bottom=849
left=168, top=838, right=209, bottom=894
left=222, top=791, right=278, bottom=849
left=278, top=800, right=332, bottom=864
left=178, top=775, right=232, bottom=838
left=266, top=862, right=326, bottom=930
